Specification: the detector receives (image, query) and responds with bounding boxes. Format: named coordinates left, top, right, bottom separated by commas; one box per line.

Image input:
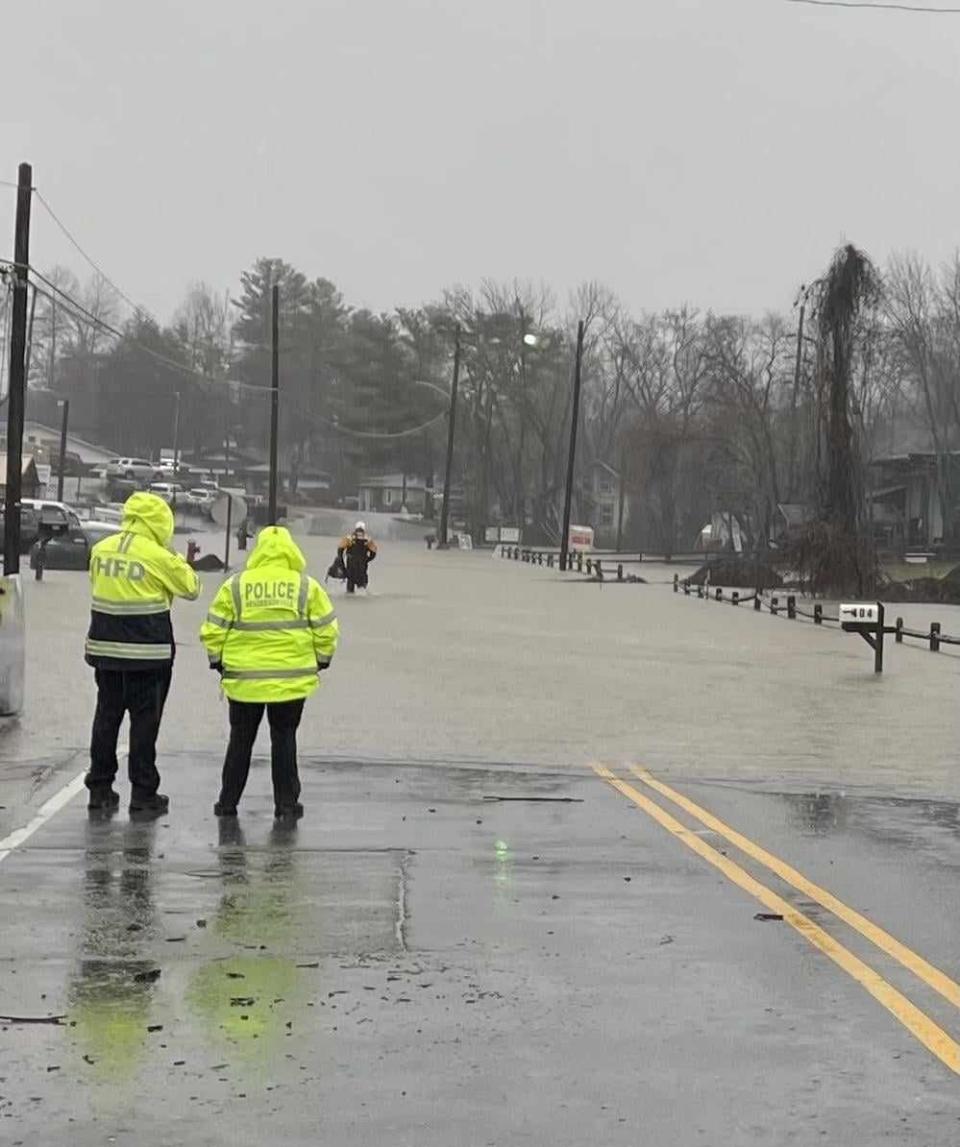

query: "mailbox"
left=840, top=602, right=881, bottom=630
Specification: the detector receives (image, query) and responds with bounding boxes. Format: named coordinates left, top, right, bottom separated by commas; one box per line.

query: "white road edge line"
left=0, top=744, right=126, bottom=863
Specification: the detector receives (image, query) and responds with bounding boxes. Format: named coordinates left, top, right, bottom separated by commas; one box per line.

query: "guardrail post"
left=931, top=622, right=941, bottom=652
left=673, top=573, right=679, bottom=593
left=770, top=595, right=779, bottom=615
left=683, top=582, right=690, bottom=596
left=787, top=595, right=796, bottom=620
left=732, top=590, right=739, bottom=606
left=696, top=584, right=704, bottom=599
left=895, top=616, right=903, bottom=643
left=715, top=587, right=723, bottom=601
left=617, top=563, right=623, bottom=582
left=595, top=561, right=603, bottom=579
left=577, top=553, right=583, bottom=573
left=586, top=557, right=593, bottom=575
left=814, top=604, right=822, bottom=625
left=754, top=593, right=761, bottom=611
left=547, top=553, right=554, bottom=568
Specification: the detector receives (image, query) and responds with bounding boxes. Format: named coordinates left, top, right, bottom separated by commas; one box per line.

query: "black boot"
left=274, top=802, right=304, bottom=821
left=88, top=787, right=120, bottom=812
left=214, top=801, right=238, bottom=817
left=129, top=793, right=170, bottom=818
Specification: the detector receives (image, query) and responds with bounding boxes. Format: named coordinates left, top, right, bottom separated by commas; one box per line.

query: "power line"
left=31, top=189, right=149, bottom=320
left=786, top=0, right=960, bottom=11
left=314, top=409, right=449, bottom=440
left=10, top=262, right=266, bottom=396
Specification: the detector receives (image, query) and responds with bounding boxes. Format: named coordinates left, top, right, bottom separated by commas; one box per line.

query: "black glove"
left=210, top=661, right=223, bottom=675
left=317, top=662, right=329, bottom=673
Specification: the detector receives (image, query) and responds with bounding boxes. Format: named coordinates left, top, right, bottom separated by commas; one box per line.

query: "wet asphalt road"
left=2, top=537, right=960, bottom=1142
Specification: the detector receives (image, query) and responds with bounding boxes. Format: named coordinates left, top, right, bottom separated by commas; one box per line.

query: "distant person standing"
left=337, top=521, right=377, bottom=594
left=85, top=492, right=200, bottom=815
left=200, top=526, right=339, bottom=820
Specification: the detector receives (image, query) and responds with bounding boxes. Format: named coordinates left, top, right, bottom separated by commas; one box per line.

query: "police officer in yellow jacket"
left=85, top=492, right=200, bottom=815
left=199, top=526, right=338, bottom=820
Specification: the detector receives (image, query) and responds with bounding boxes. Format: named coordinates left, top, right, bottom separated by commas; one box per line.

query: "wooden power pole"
left=4, top=163, right=32, bottom=575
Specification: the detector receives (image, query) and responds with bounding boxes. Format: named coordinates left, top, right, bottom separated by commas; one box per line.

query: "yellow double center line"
left=593, top=764, right=960, bottom=1074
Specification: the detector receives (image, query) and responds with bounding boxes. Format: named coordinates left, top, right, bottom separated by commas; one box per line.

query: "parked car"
left=186, top=488, right=216, bottom=514
left=154, top=460, right=191, bottom=479
left=23, top=500, right=117, bottom=569
left=106, top=457, right=156, bottom=482
left=148, top=482, right=187, bottom=505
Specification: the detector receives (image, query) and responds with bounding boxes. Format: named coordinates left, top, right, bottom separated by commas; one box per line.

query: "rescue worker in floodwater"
left=337, top=520, right=377, bottom=594
left=84, top=491, right=200, bottom=816
left=200, top=525, right=339, bottom=821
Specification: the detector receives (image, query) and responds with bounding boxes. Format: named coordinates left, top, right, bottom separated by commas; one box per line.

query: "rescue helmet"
left=354, top=521, right=366, bottom=535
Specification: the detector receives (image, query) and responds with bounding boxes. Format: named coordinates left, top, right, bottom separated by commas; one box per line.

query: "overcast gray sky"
left=4, top=0, right=960, bottom=322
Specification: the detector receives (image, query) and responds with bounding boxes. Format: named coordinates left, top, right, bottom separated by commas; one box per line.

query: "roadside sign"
left=568, top=525, right=594, bottom=552
left=500, top=527, right=521, bottom=543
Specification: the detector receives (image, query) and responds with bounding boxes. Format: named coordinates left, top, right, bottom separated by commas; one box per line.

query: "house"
left=358, top=474, right=430, bottom=515
left=589, top=462, right=629, bottom=545
left=0, top=455, right=42, bottom=500
left=869, top=452, right=960, bottom=549
left=0, top=421, right=114, bottom=468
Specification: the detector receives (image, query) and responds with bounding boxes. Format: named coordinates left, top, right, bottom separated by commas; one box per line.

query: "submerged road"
left=2, top=537, right=960, bottom=1143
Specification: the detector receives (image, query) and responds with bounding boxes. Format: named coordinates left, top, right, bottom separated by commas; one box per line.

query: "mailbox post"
left=840, top=601, right=888, bottom=674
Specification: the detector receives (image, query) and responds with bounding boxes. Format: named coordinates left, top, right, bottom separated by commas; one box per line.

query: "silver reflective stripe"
left=296, top=577, right=308, bottom=618
left=230, top=576, right=242, bottom=621
left=232, top=618, right=311, bottom=632
left=309, top=610, right=337, bottom=629
left=204, top=612, right=232, bottom=629
left=221, top=666, right=317, bottom=681
left=118, top=533, right=135, bottom=554
left=86, top=639, right=172, bottom=660
left=92, top=598, right=168, bottom=616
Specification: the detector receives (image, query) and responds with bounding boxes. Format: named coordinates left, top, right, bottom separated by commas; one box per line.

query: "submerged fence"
left=496, top=544, right=700, bottom=582
left=672, top=574, right=960, bottom=654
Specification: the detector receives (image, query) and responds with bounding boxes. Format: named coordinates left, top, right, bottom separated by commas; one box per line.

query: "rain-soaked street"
left=4, top=534, right=960, bottom=1144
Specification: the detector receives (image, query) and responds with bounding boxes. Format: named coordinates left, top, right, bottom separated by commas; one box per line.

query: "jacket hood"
left=246, top=526, right=306, bottom=573
left=121, top=492, right=175, bottom=546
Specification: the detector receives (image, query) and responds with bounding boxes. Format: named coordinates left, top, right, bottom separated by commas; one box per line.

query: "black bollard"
left=754, top=594, right=761, bottom=611
left=770, top=596, right=779, bottom=615
left=697, top=584, right=704, bottom=599
left=732, top=591, right=740, bottom=606
left=931, top=622, right=941, bottom=652
left=673, top=573, right=679, bottom=593
left=814, top=604, right=823, bottom=625
left=787, top=595, right=796, bottom=620
left=617, top=563, right=623, bottom=582
left=715, top=587, right=723, bottom=601
left=586, top=558, right=593, bottom=575
left=895, top=617, right=903, bottom=644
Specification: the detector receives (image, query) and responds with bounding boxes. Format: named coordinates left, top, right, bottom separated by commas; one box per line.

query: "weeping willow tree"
left=793, top=244, right=882, bottom=595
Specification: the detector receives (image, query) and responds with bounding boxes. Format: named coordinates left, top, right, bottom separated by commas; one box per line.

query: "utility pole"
left=4, top=163, right=32, bottom=575
left=559, top=321, right=585, bottom=573
left=223, top=431, right=232, bottom=571
left=171, top=391, right=181, bottom=474
left=615, top=461, right=626, bottom=554
left=56, top=398, right=69, bottom=501
left=438, top=325, right=461, bottom=548
left=268, top=284, right=280, bottom=523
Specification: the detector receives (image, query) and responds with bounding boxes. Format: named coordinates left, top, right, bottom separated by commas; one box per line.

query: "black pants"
left=87, top=667, right=172, bottom=800
left=218, top=699, right=305, bottom=811
left=346, top=563, right=369, bottom=593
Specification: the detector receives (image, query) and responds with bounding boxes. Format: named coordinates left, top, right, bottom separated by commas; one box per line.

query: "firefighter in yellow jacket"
left=200, top=526, right=339, bottom=820
left=85, top=492, right=200, bottom=815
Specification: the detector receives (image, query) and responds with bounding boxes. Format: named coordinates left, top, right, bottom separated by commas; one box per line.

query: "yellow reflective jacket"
left=86, top=492, right=200, bottom=670
left=199, top=526, right=338, bottom=703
